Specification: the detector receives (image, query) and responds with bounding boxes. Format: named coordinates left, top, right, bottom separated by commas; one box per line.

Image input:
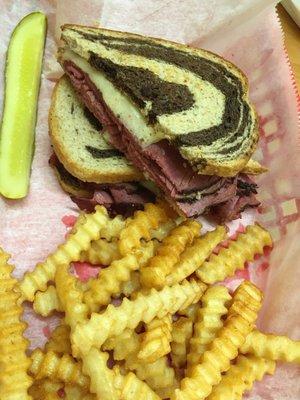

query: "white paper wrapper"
left=0, top=1, right=299, bottom=398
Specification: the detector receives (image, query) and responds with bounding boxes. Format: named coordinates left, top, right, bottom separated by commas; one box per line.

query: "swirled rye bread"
left=56, top=27, right=261, bottom=219
left=49, top=75, right=155, bottom=216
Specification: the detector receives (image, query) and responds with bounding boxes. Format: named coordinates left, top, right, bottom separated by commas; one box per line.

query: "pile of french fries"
left=0, top=202, right=299, bottom=399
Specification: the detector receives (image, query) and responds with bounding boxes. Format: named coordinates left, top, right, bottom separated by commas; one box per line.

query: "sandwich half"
left=57, top=26, right=261, bottom=219
left=49, top=75, right=155, bottom=215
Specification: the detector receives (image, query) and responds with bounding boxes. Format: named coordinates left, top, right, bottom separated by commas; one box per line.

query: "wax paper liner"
left=0, top=1, right=299, bottom=398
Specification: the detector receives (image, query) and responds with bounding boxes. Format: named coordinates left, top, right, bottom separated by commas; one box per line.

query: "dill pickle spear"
left=0, top=12, right=47, bottom=199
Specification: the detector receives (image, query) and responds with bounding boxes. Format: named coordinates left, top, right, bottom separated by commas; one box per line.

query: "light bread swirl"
left=58, top=25, right=259, bottom=177
left=49, top=75, right=142, bottom=183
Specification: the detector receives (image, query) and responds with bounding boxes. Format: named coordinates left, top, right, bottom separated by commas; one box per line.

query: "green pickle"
left=0, top=12, right=47, bottom=199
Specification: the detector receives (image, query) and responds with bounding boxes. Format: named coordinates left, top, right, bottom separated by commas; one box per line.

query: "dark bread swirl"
left=59, top=25, right=259, bottom=177
left=49, top=75, right=142, bottom=183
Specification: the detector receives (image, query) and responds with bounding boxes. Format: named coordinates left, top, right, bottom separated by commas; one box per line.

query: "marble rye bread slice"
left=49, top=75, right=142, bottom=184
left=48, top=75, right=154, bottom=216
left=58, top=25, right=259, bottom=178
left=48, top=74, right=260, bottom=221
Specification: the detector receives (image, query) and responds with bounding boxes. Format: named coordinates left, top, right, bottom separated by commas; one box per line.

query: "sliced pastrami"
left=63, top=61, right=259, bottom=219
left=71, top=185, right=155, bottom=217
left=209, top=175, right=260, bottom=222
left=50, top=153, right=155, bottom=216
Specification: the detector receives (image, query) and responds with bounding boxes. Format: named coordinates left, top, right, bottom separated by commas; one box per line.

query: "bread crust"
left=49, top=77, right=143, bottom=184
left=241, top=159, right=267, bottom=175
left=52, top=164, right=92, bottom=198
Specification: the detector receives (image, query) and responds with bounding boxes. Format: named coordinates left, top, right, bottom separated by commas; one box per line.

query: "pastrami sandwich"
left=49, top=75, right=155, bottom=215
left=55, top=27, right=264, bottom=219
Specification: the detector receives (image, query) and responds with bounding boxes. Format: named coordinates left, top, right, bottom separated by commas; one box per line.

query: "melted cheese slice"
left=62, top=49, right=164, bottom=147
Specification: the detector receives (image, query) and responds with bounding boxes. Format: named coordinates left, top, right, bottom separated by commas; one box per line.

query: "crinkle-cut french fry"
left=119, top=271, right=141, bottom=297
left=84, top=241, right=156, bottom=311
left=171, top=281, right=263, bottom=400
left=172, top=315, right=254, bottom=400
left=155, top=384, right=179, bottom=399
left=166, top=226, right=227, bottom=286
left=29, top=379, right=63, bottom=399
left=178, top=303, right=199, bottom=320
left=82, top=348, right=119, bottom=400
left=0, top=249, right=32, bottom=400
left=171, top=317, right=193, bottom=369
left=45, top=323, right=71, bottom=355
left=30, top=348, right=89, bottom=388
left=103, top=329, right=176, bottom=390
left=140, top=219, right=201, bottom=289
left=33, top=285, right=62, bottom=317
left=99, top=214, right=126, bottom=240
left=187, top=286, right=231, bottom=373
left=207, top=355, right=275, bottom=400
left=84, top=254, right=140, bottom=311
left=44, top=394, right=60, bottom=400
left=55, top=263, right=88, bottom=331
left=240, top=329, right=300, bottom=363
left=103, top=329, right=140, bottom=361
left=150, top=218, right=183, bottom=241
left=135, top=358, right=177, bottom=391
left=64, top=385, right=97, bottom=400
left=116, top=371, right=161, bottom=400
left=73, top=214, right=125, bottom=240
left=138, top=314, right=172, bottom=362
left=20, top=206, right=110, bottom=301
left=80, top=239, right=120, bottom=265
left=227, top=280, right=263, bottom=324
left=196, top=224, right=272, bottom=284
left=72, top=279, right=206, bottom=356
left=118, top=203, right=169, bottom=256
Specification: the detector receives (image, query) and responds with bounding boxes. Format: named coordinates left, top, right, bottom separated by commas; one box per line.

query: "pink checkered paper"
left=0, top=1, right=299, bottom=398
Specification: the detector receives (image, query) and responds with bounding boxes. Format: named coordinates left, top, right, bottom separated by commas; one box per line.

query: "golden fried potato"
left=20, top=206, right=110, bottom=301
left=28, top=379, right=63, bottom=400
left=171, top=317, right=193, bottom=369
left=72, top=279, right=206, bottom=357
left=119, top=271, right=141, bottom=297
left=30, top=348, right=89, bottom=388
left=240, top=329, right=300, bottom=363
left=135, top=358, right=176, bottom=393
left=116, top=371, right=161, bottom=400
left=138, top=315, right=172, bottom=363
left=178, top=303, right=199, bottom=320
left=118, top=203, right=169, bottom=256
left=97, top=214, right=126, bottom=240
left=64, top=384, right=97, bottom=399
left=140, top=219, right=201, bottom=289
left=155, top=383, right=179, bottom=400
left=196, top=224, right=272, bottom=284
left=103, top=329, right=176, bottom=391
left=45, top=323, right=71, bottom=355
left=84, top=241, right=156, bottom=311
left=0, top=249, right=32, bottom=400
left=166, top=226, right=227, bottom=286
left=228, top=280, right=263, bottom=325
left=207, top=355, right=275, bottom=400
left=33, top=285, right=63, bottom=317
left=3, top=203, right=294, bottom=400
left=80, top=239, right=120, bottom=265
left=55, top=263, right=88, bottom=332
left=150, top=218, right=183, bottom=241
left=172, top=281, right=263, bottom=400
left=187, top=286, right=231, bottom=373
left=103, top=329, right=141, bottom=362
left=82, top=348, right=119, bottom=400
